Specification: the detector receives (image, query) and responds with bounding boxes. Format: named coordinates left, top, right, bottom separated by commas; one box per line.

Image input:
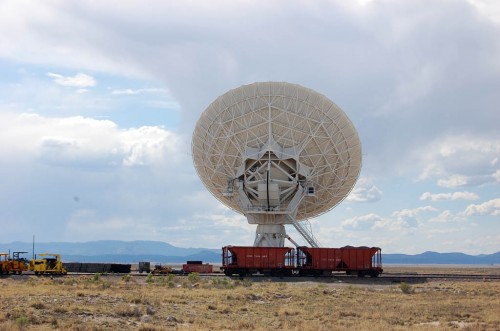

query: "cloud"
left=111, top=88, right=169, bottom=95
left=194, top=209, right=247, bottom=229
left=493, top=169, right=500, bottom=182
left=419, top=191, right=480, bottom=201
left=0, top=113, right=183, bottom=168
left=341, top=213, right=385, bottom=231
left=467, top=0, right=500, bottom=26
left=346, top=178, right=383, bottom=202
left=427, top=210, right=466, bottom=223
left=437, top=174, right=495, bottom=188
left=389, top=206, right=438, bottom=228
left=47, top=72, right=96, bottom=88
left=392, top=206, right=438, bottom=219
left=437, top=175, right=469, bottom=188
left=120, top=126, right=181, bottom=166
left=341, top=209, right=428, bottom=232
left=416, top=135, right=500, bottom=187
left=461, top=198, right=500, bottom=217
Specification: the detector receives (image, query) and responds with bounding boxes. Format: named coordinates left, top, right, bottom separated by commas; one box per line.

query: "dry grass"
left=0, top=271, right=498, bottom=330
left=383, top=265, right=499, bottom=276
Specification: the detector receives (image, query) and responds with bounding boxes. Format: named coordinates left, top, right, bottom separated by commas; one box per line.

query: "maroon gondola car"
left=222, top=246, right=295, bottom=277
left=297, top=246, right=382, bottom=277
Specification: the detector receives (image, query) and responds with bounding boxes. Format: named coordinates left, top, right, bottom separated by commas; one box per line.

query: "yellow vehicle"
left=151, top=264, right=172, bottom=275
left=0, top=253, right=9, bottom=274
left=8, top=252, right=29, bottom=274
left=29, top=253, right=67, bottom=275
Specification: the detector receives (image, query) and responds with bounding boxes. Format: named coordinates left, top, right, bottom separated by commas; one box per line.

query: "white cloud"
left=0, top=112, right=183, bottom=168
left=341, top=209, right=428, bottom=232
left=341, top=213, right=385, bottom=230
left=437, top=174, right=470, bottom=188
left=194, top=211, right=247, bottom=229
left=427, top=210, right=466, bottom=223
left=346, top=178, right=383, bottom=202
left=387, top=206, right=437, bottom=229
left=111, top=88, right=169, bottom=95
left=392, top=206, right=438, bottom=219
left=461, top=198, right=500, bottom=217
left=416, top=135, right=500, bottom=187
left=120, top=126, right=181, bottom=166
left=47, top=72, right=96, bottom=88
left=420, top=191, right=480, bottom=201
left=437, top=174, right=495, bottom=188
left=467, top=0, right=500, bottom=26
left=493, top=169, right=500, bottom=182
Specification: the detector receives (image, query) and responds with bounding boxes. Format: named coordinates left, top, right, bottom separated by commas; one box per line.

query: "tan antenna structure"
left=192, top=82, right=362, bottom=247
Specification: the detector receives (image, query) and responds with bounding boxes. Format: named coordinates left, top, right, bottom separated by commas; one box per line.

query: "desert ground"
left=0, top=266, right=498, bottom=330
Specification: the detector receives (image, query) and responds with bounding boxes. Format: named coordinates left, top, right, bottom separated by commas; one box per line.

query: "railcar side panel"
left=297, top=246, right=382, bottom=276
left=222, top=246, right=294, bottom=275
left=182, top=263, right=213, bottom=274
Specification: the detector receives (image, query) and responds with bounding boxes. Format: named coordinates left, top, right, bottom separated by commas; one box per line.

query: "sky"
left=0, top=0, right=498, bottom=254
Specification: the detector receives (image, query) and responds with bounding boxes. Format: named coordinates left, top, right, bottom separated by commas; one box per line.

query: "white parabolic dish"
left=192, top=82, right=362, bottom=247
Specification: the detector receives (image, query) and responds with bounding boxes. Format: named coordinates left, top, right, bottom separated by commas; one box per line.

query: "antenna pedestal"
left=253, top=224, right=286, bottom=247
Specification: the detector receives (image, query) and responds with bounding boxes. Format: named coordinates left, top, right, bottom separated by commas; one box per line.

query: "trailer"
left=182, top=261, right=213, bottom=274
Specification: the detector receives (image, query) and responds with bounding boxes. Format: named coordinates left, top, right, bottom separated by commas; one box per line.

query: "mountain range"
left=0, top=240, right=498, bottom=264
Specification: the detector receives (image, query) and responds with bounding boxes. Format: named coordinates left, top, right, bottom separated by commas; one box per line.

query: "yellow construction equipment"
left=29, top=253, right=67, bottom=275
left=151, top=264, right=172, bottom=275
left=8, top=252, right=29, bottom=274
left=0, top=253, right=9, bottom=274
left=0, top=252, right=28, bottom=274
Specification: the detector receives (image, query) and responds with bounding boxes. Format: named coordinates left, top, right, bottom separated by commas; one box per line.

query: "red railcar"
left=297, top=246, right=382, bottom=277
left=222, top=245, right=382, bottom=277
left=182, top=261, right=213, bottom=274
left=222, top=246, right=295, bottom=277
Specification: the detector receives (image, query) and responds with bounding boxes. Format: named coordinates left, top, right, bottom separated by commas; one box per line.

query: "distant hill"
left=383, top=251, right=500, bottom=265
left=0, top=241, right=498, bottom=264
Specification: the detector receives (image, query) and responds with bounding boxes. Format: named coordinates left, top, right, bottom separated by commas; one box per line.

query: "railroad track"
left=4, top=272, right=499, bottom=281
left=379, top=273, right=500, bottom=281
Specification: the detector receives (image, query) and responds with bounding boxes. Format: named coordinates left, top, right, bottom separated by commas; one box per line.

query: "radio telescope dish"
left=192, top=82, right=361, bottom=247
